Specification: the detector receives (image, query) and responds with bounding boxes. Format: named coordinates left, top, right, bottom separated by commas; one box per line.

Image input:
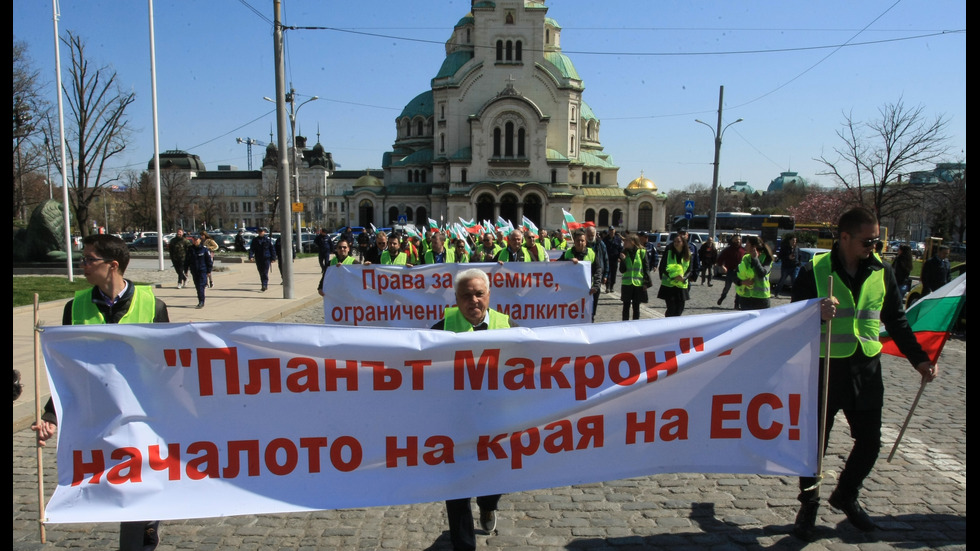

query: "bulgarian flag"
left=428, top=218, right=440, bottom=232
left=881, top=272, right=965, bottom=364
left=521, top=216, right=539, bottom=237
left=562, top=208, right=583, bottom=231
left=458, top=218, right=481, bottom=234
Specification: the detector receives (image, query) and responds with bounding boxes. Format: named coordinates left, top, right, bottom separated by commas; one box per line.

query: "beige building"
left=346, top=0, right=666, bottom=233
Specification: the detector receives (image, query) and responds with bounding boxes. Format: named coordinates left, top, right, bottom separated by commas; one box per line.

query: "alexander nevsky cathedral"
left=347, top=0, right=666, bottom=232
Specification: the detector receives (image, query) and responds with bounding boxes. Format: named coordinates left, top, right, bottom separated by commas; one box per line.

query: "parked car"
left=128, top=236, right=161, bottom=251
left=212, top=233, right=238, bottom=251
left=300, top=233, right=318, bottom=253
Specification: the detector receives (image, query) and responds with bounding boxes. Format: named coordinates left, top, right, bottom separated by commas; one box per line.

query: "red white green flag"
left=881, top=272, right=965, bottom=364
left=562, top=208, right=583, bottom=231
left=458, top=217, right=481, bottom=234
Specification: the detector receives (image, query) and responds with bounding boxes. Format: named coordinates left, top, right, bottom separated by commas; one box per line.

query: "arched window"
left=596, top=172, right=601, bottom=186
left=585, top=209, right=596, bottom=223
left=416, top=207, right=427, bottom=225
left=407, top=170, right=414, bottom=183
left=505, top=121, right=514, bottom=157
left=598, top=209, right=609, bottom=227
left=545, top=29, right=550, bottom=44
left=581, top=172, right=587, bottom=186
left=638, top=203, right=653, bottom=232
left=405, top=207, right=414, bottom=222
left=461, top=169, right=467, bottom=185
left=515, top=41, right=522, bottom=62
left=440, top=133, right=445, bottom=153
left=517, top=128, right=525, bottom=157
left=420, top=170, right=426, bottom=183
left=570, top=136, right=575, bottom=155
left=551, top=169, right=557, bottom=183
left=496, top=40, right=503, bottom=61
left=416, top=120, right=424, bottom=136
left=588, top=172, right=594, bottom=186
left=505, top=40, right=513, bottom=61
left=388, top=207, right=399, bottom=224
left=493, top=128, right=502, bottom=157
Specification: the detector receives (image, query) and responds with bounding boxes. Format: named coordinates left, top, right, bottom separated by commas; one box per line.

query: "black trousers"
left=119, top=520, right=159, bottom=551
left=445, top=494, right=501, bottom=550
left=798, top=407, right=882, bottom=504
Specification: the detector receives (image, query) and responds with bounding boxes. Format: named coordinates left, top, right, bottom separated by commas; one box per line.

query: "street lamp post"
left=695, top=85, right=742, bottom=242
left=264, top=88, right=318, bottom=253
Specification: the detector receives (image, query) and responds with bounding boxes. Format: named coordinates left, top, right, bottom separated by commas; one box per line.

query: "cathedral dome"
left=354, top=174, right=383, bottom=188
left=149, top=149, right=206, bottom=171
left=626, top=172, right=657, bottom=192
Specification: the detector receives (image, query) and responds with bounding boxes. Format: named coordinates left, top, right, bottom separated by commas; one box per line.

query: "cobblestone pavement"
left=13, top=270, right=966, bottom=550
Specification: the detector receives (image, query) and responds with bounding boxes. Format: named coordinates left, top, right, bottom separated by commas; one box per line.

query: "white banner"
left=320, top=262, right=593, bottom=328
left=41, top=300, right=821, bottom=523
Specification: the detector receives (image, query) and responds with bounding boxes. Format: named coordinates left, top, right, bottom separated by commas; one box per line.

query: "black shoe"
left=479, top=509, right=496, bottom=532
left=716, top=297, right=724, bottom=306
left=261, top=285, right=267, bottom=292
left=828, top=492, right=877, bottom=532
left=792, top=502, right=819, bottom=541
left=196, top=302, right=205, bottom=309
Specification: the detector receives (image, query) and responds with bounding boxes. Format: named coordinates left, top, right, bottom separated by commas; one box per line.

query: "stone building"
left=345, top=0, right=666, bottom=233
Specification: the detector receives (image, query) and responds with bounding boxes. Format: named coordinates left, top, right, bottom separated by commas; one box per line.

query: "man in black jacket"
left=790, top=207, right=936, bottom=541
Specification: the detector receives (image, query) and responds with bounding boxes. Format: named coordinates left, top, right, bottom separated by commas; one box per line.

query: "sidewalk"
left=12, top=255, right=326, bottom=431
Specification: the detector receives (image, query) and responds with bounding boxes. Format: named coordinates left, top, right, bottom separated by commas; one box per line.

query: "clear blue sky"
left=14, top=0, right=966, bottom=195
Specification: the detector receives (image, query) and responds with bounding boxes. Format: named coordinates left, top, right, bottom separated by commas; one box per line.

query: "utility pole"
left=696, top=86, right=742, bottom=242
left=272, top=0, right=294, bottom=298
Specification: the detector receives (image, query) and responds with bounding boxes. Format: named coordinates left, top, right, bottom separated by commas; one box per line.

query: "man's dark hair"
left=572, top=229, right=587, bottom=240
left=82, top=234, right=131, bottom=274
left=837, top=206, right=878, bottom=236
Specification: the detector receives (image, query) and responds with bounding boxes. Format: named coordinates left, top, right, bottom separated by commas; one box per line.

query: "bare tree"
left=118, top=170, right=156, bottom=231
left=43, top=31, right=136, bottom=236
left=195, top=181, right=224, bottom=230
left=13, top=39, right=50, bottom=222
left=160, top=168, right=193, bottom=231
left=816, top=99, right=951, bottom=221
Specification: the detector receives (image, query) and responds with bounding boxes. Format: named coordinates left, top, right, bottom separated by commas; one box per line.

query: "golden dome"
left=626, top=171, right=657, bottom=191
left=354, top=174, right=383, bottom=188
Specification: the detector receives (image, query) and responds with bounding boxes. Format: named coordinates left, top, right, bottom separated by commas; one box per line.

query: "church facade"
left=346, top=0, right=666, bottom=233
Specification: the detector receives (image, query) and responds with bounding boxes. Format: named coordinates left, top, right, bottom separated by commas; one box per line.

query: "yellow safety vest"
left=72, top=286, right=156, bottom=324
left=661, top=249, right=689, bottom=289
left=736, top=253, right=771, bottom=299
left=622, top=249, right=645, bottom=287
left=813, top=252, right=885, bottom=357
left=442, top=307, right=511, bottom=332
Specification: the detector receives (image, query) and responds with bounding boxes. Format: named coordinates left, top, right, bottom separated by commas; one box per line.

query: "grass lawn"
left=12, top=276, right=151, bottom=308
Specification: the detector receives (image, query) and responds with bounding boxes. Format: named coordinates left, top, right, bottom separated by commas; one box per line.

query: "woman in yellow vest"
left=735, top=235, right=774, bottom=310
left=619, top=234, right=651, bottom=320
left=657, top=233, right=691, bottom=317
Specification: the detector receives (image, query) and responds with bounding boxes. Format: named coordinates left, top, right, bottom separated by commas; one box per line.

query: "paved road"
left=13, top=265, right=966, bottom=550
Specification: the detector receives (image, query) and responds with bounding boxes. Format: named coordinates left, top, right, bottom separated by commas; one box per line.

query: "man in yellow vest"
left=431, top=268, right=512, bottom=550
left=33, top=234, right=169, bottom=551
left=422, top=232, right=455, bottom=264
left=790, top=207, right=936, bottom=541
left=317, top=238, right=360, bottom=296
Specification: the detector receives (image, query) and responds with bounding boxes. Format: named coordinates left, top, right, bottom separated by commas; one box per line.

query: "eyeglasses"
left=80, top=256, right=106, bottom=266
left=857, top=237, right=881, bottom=248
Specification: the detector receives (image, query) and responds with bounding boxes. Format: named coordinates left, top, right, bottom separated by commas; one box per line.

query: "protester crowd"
left=31, top=207, right=948, bottom=551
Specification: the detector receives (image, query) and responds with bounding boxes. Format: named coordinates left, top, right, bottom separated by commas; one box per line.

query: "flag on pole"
left=881, top=272, right=965, bottom=365
left=428, top=218, right=440, bottom=231
left=459, top=217, right=481, bottom=234
left=402, top=224, right=421, bottom=239
left=562, top=209, right=583, bottom=231
left=522, top=216, right=539, bottom=237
